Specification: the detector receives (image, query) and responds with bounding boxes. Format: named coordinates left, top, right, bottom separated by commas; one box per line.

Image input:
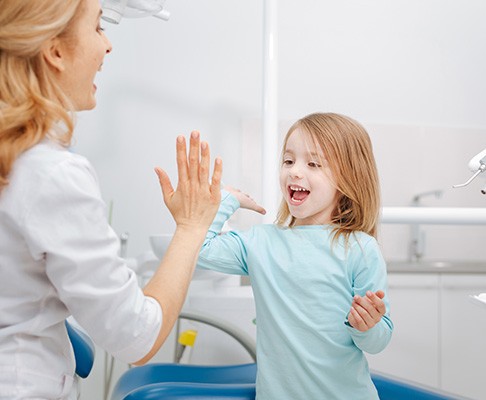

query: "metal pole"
left=262, top=0, right=279, bottom=223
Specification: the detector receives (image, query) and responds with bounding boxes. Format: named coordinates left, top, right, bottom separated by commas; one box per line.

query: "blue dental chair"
left=65, top=320, right=95, bottom=379
left=67, top=311, right=258, bottom=399
left=67, top=314, right=463, bottom=400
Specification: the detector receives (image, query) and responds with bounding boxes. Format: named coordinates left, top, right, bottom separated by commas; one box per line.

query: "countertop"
left=386, top=260, right=486, bottom=274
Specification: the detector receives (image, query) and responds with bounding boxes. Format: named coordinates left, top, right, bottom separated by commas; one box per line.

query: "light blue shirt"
left=198, top=191, right=393, bottom=400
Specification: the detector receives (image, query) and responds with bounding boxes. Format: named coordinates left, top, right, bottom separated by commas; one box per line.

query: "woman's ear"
left=41, top=37, right=66, bottom=72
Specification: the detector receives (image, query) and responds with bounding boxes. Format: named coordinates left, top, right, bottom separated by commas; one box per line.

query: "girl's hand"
left=348, top=290, right=386, bottom=332
left=225, top=185, right=266, bottom=215
left=154, top=131, right=223, bottom=232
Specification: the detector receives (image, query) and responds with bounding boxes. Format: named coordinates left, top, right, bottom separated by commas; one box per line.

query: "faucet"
left=409, top=190, right=444, bottom=262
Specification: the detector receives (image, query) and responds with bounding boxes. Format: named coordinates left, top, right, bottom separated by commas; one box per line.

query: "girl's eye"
left=283, top=159, right=293, bottom=166
left=97, top=24, right=105, bottom=32
left=308, top=162, right=321, bottom=168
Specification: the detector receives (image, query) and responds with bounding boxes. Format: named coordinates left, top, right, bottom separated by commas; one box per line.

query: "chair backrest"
left=371, top=372, right=459, bottom=400
left=121, top=382, right=256, bottom=400
left=66, top=320, right=95, bottom=378
left=111, top=363, right=257, bottom=400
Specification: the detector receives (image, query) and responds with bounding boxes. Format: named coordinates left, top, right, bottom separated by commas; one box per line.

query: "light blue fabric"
left=198, top=190, right=394, bottom=400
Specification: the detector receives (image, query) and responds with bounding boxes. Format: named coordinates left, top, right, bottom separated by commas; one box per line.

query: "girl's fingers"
left=349, top=307, right=366, bottom=331
left=253, top=204, right=267, bottom=215
left=353, top=297, right=381, bottom=324
left=365, top=291, right=387, bottom=315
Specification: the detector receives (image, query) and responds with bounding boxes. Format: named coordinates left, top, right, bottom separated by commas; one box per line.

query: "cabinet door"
left=440, top=274, right=486, bottom=400
left=367, top=273, right=440, bottom=388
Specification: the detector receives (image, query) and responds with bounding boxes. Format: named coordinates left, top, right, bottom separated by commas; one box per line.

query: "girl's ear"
left=41, top=37, right=66, bottom=72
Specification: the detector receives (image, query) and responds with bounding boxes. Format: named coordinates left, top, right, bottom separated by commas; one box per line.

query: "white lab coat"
left=0, top=138, right=162, bottom=399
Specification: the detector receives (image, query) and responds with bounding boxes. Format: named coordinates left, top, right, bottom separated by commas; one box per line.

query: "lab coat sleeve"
left=23, top=156, right=161, bottom=364
left=197, top=190, right=250, bottom=276
left=345, top=237, right=394, bottom=354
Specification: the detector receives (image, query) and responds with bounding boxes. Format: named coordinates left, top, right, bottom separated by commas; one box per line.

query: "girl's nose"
left=289, top=163, right=303, bottom=179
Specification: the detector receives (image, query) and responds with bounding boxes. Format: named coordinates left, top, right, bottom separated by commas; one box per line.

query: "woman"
left=0, top=0, right=222, bottom=398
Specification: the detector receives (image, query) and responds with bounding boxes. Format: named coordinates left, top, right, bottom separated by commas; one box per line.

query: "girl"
left=198, top=112, right=393, bottom=399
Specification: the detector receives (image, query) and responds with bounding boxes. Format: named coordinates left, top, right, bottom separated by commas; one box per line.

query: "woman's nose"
left=104, top=36, right=113, bottom=54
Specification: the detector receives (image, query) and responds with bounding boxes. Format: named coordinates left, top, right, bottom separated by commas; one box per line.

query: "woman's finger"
left=199, top=141, right=210, bottom=186
left=188, top=131, right=200, bottom=181
left=154, top=167, right=174, bottom=204
left=176, top=135, right=188, bottom=184
left=210, top=157, right=223, bottom=196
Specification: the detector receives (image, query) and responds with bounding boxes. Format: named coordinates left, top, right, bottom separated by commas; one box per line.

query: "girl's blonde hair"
left=276, top=112, right=381, bottom=241
left=0, top=0, right=82, bottom=191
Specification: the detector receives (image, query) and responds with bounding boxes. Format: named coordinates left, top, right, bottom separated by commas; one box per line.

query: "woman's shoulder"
left=14, top=140, right=96, bottom=187
left=2, top=140, right=98, bottom=213
left=20, top=139, right=90, bottom=170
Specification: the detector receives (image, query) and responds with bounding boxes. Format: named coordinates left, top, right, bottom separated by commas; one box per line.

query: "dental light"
left=453, top=148, right=486, bottom=194
left=101, top=0, right=170, bottom=24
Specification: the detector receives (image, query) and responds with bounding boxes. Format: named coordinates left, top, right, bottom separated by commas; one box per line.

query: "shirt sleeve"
left=22, top=155, right=162, bottom=364
left=345, top=236, right=394, bottom=354
left=197, top=190, right=250, bottom=276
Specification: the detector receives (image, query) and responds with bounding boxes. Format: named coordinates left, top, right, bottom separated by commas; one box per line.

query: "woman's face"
left=56, top=0, right=112, bottom=111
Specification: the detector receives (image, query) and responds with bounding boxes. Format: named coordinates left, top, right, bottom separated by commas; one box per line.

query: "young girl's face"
left=279, top=128, right=339, bottom=226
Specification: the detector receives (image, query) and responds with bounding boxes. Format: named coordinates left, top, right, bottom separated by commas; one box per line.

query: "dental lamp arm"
left=101, top=0, right=170, bottom=24
left=453, top=147, right=486, bottom=194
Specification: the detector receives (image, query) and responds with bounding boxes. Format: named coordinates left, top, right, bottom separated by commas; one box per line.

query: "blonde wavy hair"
left=276, top=112, right=381, bottom=242
left=0, top=0, right=82, bottom=191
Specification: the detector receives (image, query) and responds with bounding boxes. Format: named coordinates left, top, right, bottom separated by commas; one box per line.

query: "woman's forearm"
left=136, top=225, right=207, bottom=365
left=134, top=132, right=222, bottom=365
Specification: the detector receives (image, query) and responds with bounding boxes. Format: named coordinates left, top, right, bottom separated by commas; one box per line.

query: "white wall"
left=73, top=0, right=486, bottom=260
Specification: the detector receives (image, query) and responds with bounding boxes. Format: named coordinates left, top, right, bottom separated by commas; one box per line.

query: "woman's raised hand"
left=154, top=131, right=223, bottom=233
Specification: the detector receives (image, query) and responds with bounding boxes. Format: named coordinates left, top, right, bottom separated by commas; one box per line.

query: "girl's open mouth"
left=288, top=185, right=310, bottom=204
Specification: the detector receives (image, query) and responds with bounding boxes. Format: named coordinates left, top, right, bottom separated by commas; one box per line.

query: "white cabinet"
left=367, top=272, right=486, bottom=400
left=367, top=273, right=440, bottom=388
left=440, top=274, right=486, bottom=400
